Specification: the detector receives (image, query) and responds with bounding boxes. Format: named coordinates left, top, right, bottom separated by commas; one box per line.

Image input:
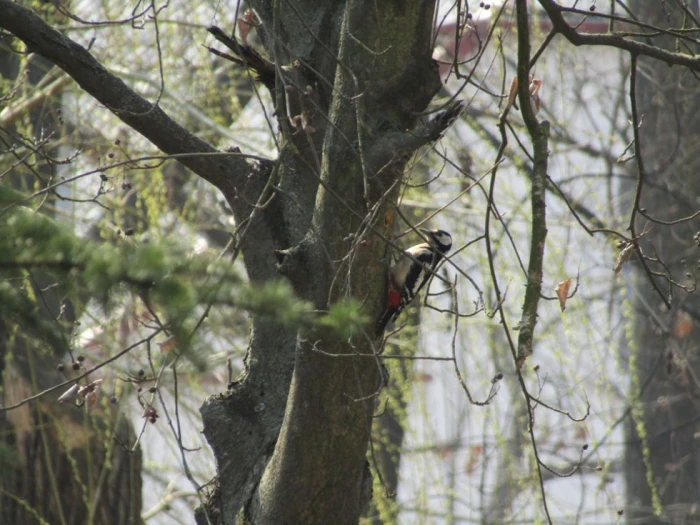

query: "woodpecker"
left=376, top=228, right=452, bottom=337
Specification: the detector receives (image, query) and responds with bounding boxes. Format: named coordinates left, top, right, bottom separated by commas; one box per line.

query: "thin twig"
left=0, top=332, right=161, bottom=412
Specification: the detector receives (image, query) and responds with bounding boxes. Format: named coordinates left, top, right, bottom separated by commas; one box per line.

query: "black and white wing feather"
left=399, top=244, right=440, bottom=308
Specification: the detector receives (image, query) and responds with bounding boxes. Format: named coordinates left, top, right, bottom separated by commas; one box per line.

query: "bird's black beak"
left=419, top=228, right=432, bottom=236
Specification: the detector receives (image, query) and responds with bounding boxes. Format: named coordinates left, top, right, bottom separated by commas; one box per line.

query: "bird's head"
left=420, top=228, right=452, bottom=254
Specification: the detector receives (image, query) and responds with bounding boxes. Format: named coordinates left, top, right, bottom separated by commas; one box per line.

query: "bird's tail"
left=376, top=307, right=398, bottom=338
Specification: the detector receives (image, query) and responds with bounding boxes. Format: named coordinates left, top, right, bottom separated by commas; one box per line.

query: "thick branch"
left=207, top=26, right=276, bottom=91
left=365, top=100, right=464, bottom=174
left=538, top=0, right=700, bottom=71
left=514, top=1, right=549, bottom=369
left=0, top=0, right=289, bottom=287
left=0, top=0, right=254, bottom=195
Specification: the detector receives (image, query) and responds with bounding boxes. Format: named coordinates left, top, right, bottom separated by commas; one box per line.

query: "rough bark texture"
left=623, top=3, right=700, bottom=523
left=201, top=2, right=442, bottom=523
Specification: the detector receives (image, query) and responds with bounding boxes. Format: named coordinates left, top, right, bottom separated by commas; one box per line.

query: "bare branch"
left=0, top=0, right=255, bottom=195
left=538, top=0, right=700, bottom=71
left=0, top=332, right=161, bottom=412
left=514, top=2, right=550, bottom=369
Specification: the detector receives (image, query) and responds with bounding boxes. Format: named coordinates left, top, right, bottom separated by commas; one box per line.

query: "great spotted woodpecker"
left=376, top=228, right=452, bottom=337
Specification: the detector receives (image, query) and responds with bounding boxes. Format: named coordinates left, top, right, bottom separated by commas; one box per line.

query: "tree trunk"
left=198, top=1, right=442, bottom=523
left=623, top=3, right=700, bottom=523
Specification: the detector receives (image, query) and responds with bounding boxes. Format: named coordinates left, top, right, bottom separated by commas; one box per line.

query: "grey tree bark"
left=623, top=3, right=700, bottom=523
left=200, top=3, right=445, bottom=523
